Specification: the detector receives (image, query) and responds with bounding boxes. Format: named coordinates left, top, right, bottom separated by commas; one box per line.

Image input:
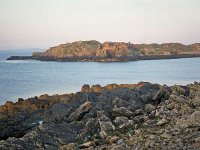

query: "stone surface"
left=157, top=118, right=168, bottom=126
left=67, top=101, right=92, bottom=122
left=0, top=82, right=200, bottom=149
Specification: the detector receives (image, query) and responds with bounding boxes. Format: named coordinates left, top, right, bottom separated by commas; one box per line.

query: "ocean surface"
left=0, top=50, right=200, bottom=105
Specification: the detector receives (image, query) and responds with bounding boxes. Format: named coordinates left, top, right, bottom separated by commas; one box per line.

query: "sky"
left=0, top=0, right=200, bottom=50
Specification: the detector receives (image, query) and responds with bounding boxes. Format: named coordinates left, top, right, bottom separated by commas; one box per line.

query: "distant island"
left=7, top=40, right=200, bottom=62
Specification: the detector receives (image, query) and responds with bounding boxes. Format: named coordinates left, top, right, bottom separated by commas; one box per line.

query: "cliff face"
left=96, top=42, right=133, bottom=58
left=33, top=40, right=134, bottom=60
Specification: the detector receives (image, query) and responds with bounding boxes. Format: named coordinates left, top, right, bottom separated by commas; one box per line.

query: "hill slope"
left=8, top=40, right=200, bottom=62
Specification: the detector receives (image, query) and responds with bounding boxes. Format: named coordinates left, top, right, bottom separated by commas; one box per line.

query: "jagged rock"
left=145, top=139, right=155, bottom=148
left=191, top=97, right=200, bottom=107
left=108, top=136, right=120, bottom=144
left=44, top=103, right=72, bottom=123
left=91, top=85, right=102, bottom=93
left=113, top=116, right=134, bottom=129
left=195, top=137, right=200, bottom=143
left=160, top=132, right=171, bottom=139
left=112, top=105, right=133, bottom=118
left=113, top=117, right=129, bottom=127
left=60, top=143, right=77, bottom=150
left=152, top=86, right=170, bottom=101
left=177, top=110, right=198, bottom=128
left=99, top=131, right=107, bottom=139
left=157, top=118, right=168, bottom=126
left=79, top=141, right=95, bottom=149
left=190, top=111, right=200, bottom=127
left=112, top=97, right=131, bottom=108
left=133, top=109, right=144, bottom=116
left=145, top=104, right=156, bottom=113
left=81, top=84, right=91, bottom=93
left=166, top=102, right=175, bottom=110
left=104, top=84, right=118, bottom=90
left=1, top=82, right=200, bottom=149
left=117, top=139, right=125, bottom=146
left=189, top=82, right=200, bottom=98
left=97, top=111, right=115, bottom=132
left=79, top=118, right=98, bottom=141
left=171, top=85, right=186, bottom=96
left=67, top=101, right=92, bottom=122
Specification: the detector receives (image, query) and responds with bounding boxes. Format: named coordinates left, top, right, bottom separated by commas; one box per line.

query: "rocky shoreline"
left=7, top=54, right=200, bottom=62
left=0, top=82, right=200, bottom=149
left=7, top=40, right=200, bottom=62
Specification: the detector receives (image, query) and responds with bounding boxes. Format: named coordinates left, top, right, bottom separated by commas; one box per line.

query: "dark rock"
left=113, top=116, right=134, bottom=129
left=152, top=86, right=170, bottom=102
left=44, top=103, right=72, bottom=123
left=97, top=111, right=115, bottom=132
left=1, top=82, right=200, bottom=149
left=171, top=85, right=186, bottom=96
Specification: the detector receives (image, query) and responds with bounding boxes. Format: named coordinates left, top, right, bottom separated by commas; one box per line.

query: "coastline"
left=1, top=82, right=200, bottom=149
left=7, top=53, right=200, bottom=62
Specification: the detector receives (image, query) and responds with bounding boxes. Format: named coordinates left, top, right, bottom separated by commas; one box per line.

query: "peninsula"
left=7, top=40, right=200, bottom=62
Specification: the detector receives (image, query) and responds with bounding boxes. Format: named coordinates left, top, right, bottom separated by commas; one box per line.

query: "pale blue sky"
left=0, top=0, right=199, bottom=50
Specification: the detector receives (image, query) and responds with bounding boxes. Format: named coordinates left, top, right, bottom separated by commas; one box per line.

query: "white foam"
left=39, top=121, right=43, bottom=125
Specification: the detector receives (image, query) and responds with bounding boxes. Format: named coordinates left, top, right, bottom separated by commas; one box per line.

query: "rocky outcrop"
left=67, top=101, right=92, bottom=122
left=7, top=40, right=200, bottom=62
left=0, top=82, right=200, bottom=149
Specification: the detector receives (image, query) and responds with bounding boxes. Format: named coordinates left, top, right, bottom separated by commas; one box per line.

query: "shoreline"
left=7, top=54, right=200, bottom=62
left=1, top=79, right=198, bottom=106
left=1, top=82, right=200, bottom=149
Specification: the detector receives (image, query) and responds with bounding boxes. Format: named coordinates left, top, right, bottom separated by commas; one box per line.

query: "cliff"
left=0, top=82, right=200, bottom=149
left=7, top=40, right=200, bottom=62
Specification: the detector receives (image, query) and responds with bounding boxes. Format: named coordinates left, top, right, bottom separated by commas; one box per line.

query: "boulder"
left=44, top=103, right=72, bottom=123
left=97, top=111, right=115, bottom=132
left=113, top=116, right=134, bottom=129
left=79, top=118, right=99, bottom=141
left=81, top=84, right=91, bottom=93
left=112, top=105, right=133, bottom=118
left=145, top=104, right=156, bottom=113
left=156, top=118, right=168, bottom=126
left=91, top=85, right=102, bottom=93
left=108, top=136, right=120, bottom=144
left=68, top=101, right=92, bottom=122
left=171, top=85, right=186, bottom=96
left=113, top=116, right=129, bottom=127
left=152, top=87, right=170, bottom=102
left=59, top=143, right=77, bottom=150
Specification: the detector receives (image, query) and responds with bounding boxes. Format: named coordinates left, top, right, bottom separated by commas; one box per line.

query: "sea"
left=0, top=50, right=200, bottom=105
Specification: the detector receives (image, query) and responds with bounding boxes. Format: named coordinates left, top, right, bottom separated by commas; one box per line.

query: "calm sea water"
left=0, top=50, right=200, bottom=105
